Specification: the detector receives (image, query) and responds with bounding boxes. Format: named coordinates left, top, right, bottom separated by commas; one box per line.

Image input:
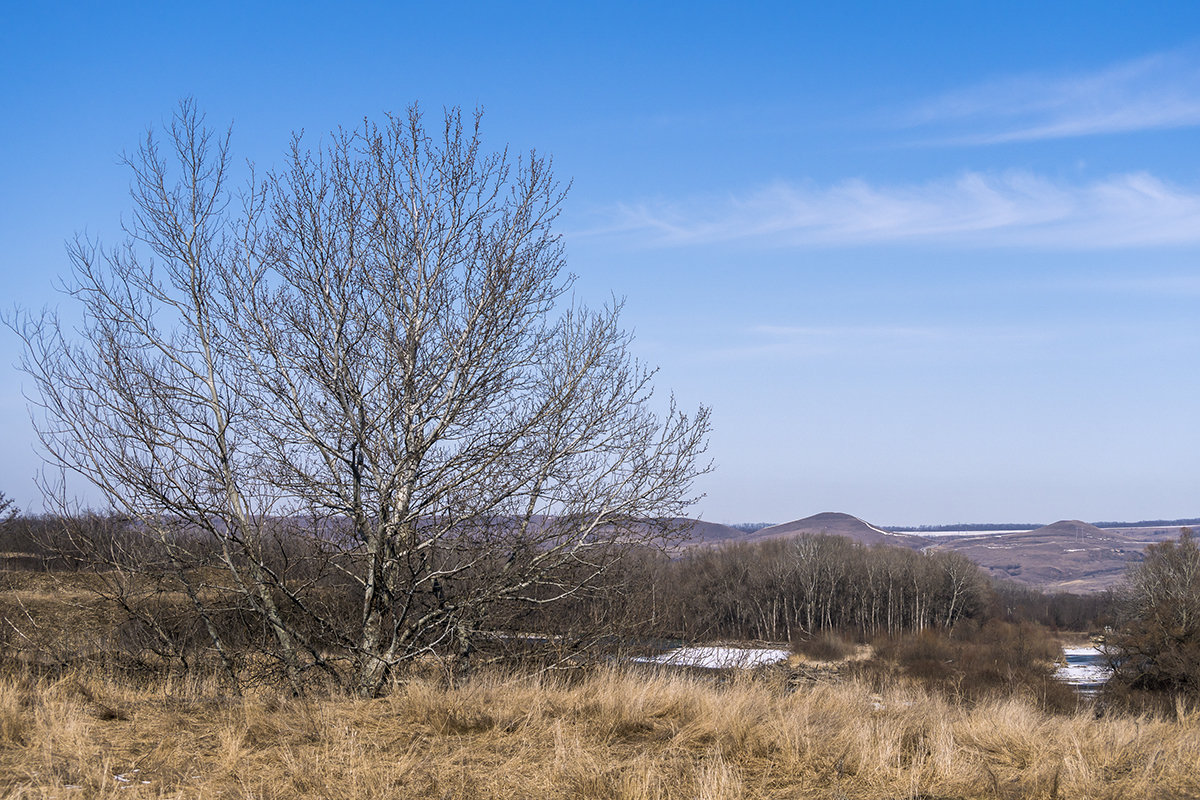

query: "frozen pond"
left=634, top=645, right=792, bottom=669
left=1056, top=646, right=1111, bottom=694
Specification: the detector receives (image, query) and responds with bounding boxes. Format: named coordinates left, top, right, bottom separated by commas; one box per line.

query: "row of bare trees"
left=3, top=505, right=1127, bottom=695
left=0, top=508, right=991, bottom=650
left=630, top=535, right=989, bottom=643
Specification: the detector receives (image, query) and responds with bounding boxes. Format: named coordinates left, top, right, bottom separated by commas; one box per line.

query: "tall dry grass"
left=1, top=663, right=1198, bottom=799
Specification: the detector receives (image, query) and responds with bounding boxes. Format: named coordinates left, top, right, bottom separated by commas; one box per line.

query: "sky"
left=2, top=1, right=1199, bottom=526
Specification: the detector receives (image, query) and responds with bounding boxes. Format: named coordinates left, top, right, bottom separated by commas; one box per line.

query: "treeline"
left=640, top=536, right=988, bottom=643
left=1090, top=518, right=1200, bottom=529
left=527, top=533, right=1115, bottom=649
left=0, top=513, right=75, bottom=567
left=3, top=513, right=1110, bottom=646
left=18, top=508, right=1200, bottom=711
left=1, top=510, right=1115, bottom=681
left=989, top=581, right=1113, bottom=631
left=887, top=517, right=1200, bottom=533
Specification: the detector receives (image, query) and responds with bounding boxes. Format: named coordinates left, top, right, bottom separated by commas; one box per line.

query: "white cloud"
left=601, top=170, right=1200, bottom=249
left=906, top=51, right=1200, bottom=144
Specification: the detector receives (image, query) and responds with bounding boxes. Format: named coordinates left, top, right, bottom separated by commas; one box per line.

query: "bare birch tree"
left=11, top=100, right=711, bottom=695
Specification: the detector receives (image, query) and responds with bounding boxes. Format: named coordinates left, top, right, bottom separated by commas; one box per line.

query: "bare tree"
left=10, top=101, right=711, bottom=696
left=0, top=491, right=19, bottom=561
left=0, top=491, right=17, bottom=523
left=1106, top=528, right=1200, bottom=697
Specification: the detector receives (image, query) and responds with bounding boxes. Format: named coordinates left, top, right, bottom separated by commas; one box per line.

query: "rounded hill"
left=749, top=512, right=930, bottom=549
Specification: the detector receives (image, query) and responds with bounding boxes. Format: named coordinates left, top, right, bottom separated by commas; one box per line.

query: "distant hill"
left=747, top=512, right=931, bottom=549
left=726, top=522, right=775, bottom=534
left=667, top=512, right=1194, bottom=592
left=672, top=519, right=748, bottom=546
left=1097, top=524, right=1196, bottom=544
left=934, top=519, right=1145, bottom=592
left=1031, top=520, right=1114, bottom=540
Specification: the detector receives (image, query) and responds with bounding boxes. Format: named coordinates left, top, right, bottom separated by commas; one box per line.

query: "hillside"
left=747, top=512, right=931, bottom=549
left=935, top=520, right=1145, bottom=592
left=672, top=518, right=748, bottom=546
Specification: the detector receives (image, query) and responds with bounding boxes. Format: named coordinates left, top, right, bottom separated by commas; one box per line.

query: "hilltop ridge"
left=745, top=512, right=931, bottom=549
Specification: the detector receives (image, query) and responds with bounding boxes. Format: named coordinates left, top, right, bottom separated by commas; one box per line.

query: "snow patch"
left=634, top=645, right=791, bottom=669
left=859, top=518, right=898, bottom=536
left=1063, top=646, right=1102, bottom=656
left=1056, top=646, right=1111, bottom=690
left=917, top=530, right=1034, bottom=538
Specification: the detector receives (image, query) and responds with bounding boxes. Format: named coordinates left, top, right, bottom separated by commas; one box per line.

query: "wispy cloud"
left=905, top=50, right=1200, bottom=144
left=598, top=170, right=1200, bottom=249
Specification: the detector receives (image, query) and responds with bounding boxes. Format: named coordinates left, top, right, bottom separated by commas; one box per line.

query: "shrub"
left=791, top=631, right=857, bottom=661
left=862, top=622, right=1076, bottom=712
left=1105, top=529, right=1200, bottom=703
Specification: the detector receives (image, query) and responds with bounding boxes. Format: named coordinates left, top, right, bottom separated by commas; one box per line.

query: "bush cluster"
left=861, top=620, right=1077, bottom=711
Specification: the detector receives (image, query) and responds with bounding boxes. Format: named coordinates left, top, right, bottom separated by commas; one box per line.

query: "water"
left=1056, top=646, right=1110, bottom=695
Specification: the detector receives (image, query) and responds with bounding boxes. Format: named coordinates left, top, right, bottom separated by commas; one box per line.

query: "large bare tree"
left=12, top=101, right=710, bottom=695
left=1106, top=529, right=1200, bottom=698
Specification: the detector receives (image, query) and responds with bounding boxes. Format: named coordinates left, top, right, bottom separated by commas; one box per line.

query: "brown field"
left=0, top=663, right=1198, bottom=799
left=2, top=566, right=1198, bottom=799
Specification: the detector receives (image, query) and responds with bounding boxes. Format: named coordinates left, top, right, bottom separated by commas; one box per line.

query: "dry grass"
left=0, top=664, right=1198, bottom=799
left=1, top=570, right=1197, bottom=798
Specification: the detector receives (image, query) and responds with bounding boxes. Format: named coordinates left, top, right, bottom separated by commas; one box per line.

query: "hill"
left=672, top=519, right=748, bottom=546
left=935, top=520, right=1145, bottom=592
left=747, top=512, right=931, bottom=549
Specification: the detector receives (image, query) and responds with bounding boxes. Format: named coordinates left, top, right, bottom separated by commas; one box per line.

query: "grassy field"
left=1, top=663, right=1199, bottom=799
left=2, top=568, right=1198, bottom=798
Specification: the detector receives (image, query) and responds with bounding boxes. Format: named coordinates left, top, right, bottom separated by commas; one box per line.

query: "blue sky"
left=3, top=1, right=1199, bottom=525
